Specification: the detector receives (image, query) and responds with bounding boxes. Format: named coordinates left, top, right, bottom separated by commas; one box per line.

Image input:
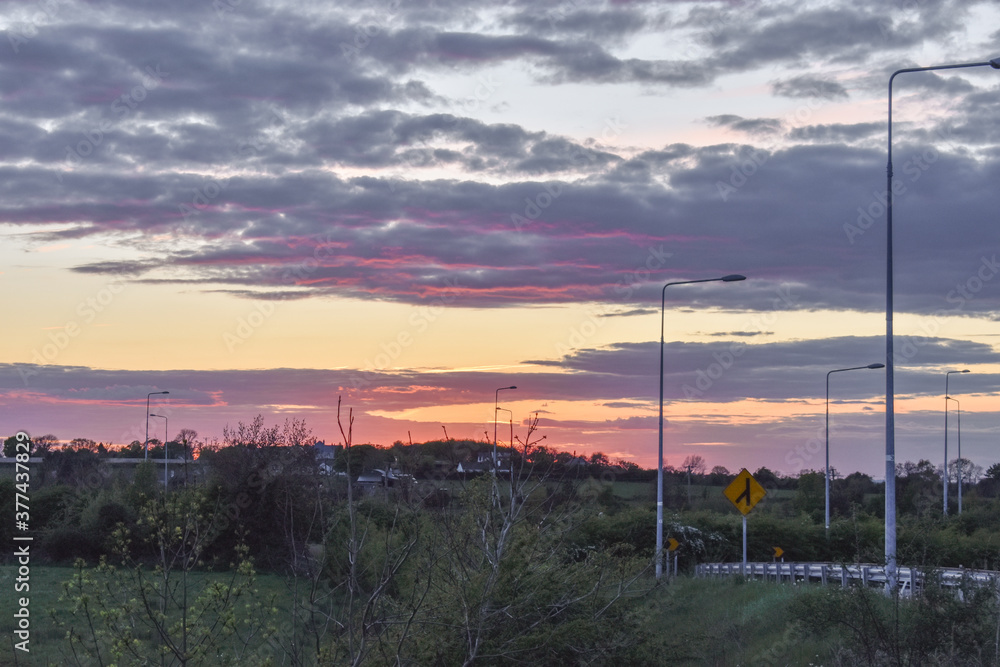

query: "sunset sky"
left=2, top=0, right=1000, bottom=477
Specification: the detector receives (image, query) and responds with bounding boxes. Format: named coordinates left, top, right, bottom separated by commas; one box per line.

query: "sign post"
left=724, top=469, right=767, bottom=571
left=667, top=537, right=680, bottom=577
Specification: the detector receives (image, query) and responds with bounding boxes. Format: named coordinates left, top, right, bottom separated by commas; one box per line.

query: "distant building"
left=313, top=441, right=340, bottom=475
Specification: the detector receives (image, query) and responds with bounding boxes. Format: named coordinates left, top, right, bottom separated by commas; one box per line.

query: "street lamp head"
left=960, top=369, right=970, bottom=373
left=991, top=58, right=1000, bottom=69
left=867, top=363, right=886, bottom=369
left=506, top=385, right=517, bottom=389
left=721, top=274, right=747, bottom=282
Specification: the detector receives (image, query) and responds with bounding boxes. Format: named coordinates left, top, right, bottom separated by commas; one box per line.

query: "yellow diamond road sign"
left=724, top=468, right=766, bottom=515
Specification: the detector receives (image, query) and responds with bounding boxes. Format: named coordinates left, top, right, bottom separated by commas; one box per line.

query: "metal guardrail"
left=696, top=562, right=1000, bottom=595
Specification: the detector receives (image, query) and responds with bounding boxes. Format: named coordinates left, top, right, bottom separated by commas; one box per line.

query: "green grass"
left=0, top=564, right=295, bottom=666
left=1, top=564, right=70, bottom=664
left=636, top=576, right=838, bottom=665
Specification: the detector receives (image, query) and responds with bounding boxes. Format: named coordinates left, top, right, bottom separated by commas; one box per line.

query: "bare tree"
left=223, top=414, right=280, bottom=448
left=282, top=417, right=315, bottom=447
left=403, top=414, right=649, bottom=665
left=682, top=454, right=707, bottom=475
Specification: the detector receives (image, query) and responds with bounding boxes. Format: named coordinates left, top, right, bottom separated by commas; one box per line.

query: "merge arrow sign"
left=724, top=468, right=766, bottom=516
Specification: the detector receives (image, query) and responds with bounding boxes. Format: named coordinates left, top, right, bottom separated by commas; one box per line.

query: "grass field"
left=2, top=563, right=841, bottom=666
left=640, top=575, right=838, bottom=665
left=0, top=563, right=294, bottom=666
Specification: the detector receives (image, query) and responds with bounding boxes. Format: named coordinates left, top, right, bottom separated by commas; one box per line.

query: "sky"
left=2, top=0, right=999, bottom=478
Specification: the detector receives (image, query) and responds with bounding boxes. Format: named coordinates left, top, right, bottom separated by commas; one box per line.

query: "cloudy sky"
left=2, top=0, right=999, bottom=477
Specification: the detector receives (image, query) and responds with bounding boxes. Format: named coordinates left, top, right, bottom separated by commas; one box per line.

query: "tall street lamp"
left=494, top=386, right=516, bottom=473
left=145, top=391, right=169, bottom=460
left=657, top=274, right=746, bottom=580
left=946, top=397, right=964, bottom=514
left=497, top=407, right=513, bottom=474
left=944, top=369, right=970, bottom=516
left=826, top=363, right=884, bottom=533
left=884, top=57, right=999, bottom=591
left=149, top=413, right=168, bottom=488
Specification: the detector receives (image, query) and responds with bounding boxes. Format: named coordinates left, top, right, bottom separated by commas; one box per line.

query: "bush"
left=41, top=526, right=100, bottom=562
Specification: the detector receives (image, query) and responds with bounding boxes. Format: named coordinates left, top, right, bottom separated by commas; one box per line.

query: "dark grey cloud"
left=771, top=75, right=849, bottom=100
left=0, top=132, right=975, bottom=317
left=294, top=111, right=620, bottom=174
left=787, top=122, right=882, bottom=143
left=706, top=114, right=784, bottom=136
left=536, top=335, right=1000, bottom=402
left=504, top=7, right=651, bottom=40
left=2, top=1, right=999, bottom=318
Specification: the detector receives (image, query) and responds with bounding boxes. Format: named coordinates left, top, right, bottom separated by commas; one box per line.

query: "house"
left=313, top=440, right=339, bottom=475
left=355, top=467, right=414, bottom=494
left=458, top=451, right=511, bottom=475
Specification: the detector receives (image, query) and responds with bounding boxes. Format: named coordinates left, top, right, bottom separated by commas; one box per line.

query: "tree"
left=682, top=454, right=707, bottom=475
left=34, top=433, right=58, bottom=455
left=709, top=465, right=731, bottom=485
left=3, top=433, right=31, bottom=457
left=949, top=457, right=982, bottom=485
left=394, top=414, right=648, bottom=664
left=753, top=466, right=780, bottom=488
left=896, top=459, right=940, bottom=516
left=793, top=470, right=825, bottom=520
left=223, top=414, right=280, bottom=448
left=70, top=437, right=97, bottom=452
left=56, top=490, right=276, bottom=665
left=589, top=451, right=611, bottom=467
left=176, top=428, right=198, bottom=449
left=281, top=417, right=315, bottom=447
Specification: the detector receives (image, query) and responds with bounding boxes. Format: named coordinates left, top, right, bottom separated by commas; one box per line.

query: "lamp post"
left=826, top=363, right=884, bottom=533
left=656, top=274, right=746, bottom=580
left=945, top=397, right=964, bottom=514
left=944, top=369, right=970, bottom=516
left=884, top=57, right=999, bottom=591
left=149, top=413, right=167, bottom=488
left=144, top=391, right=169, bottom=460
left=496, top=407, right=513, bottom=473
left=494, top=386, right=516, bottom=474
